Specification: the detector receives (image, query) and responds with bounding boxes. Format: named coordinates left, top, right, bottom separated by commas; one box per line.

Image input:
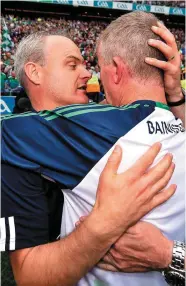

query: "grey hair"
left=14, top=30, right=70, bottom=89
left=97, top=11, right=166, bottom=85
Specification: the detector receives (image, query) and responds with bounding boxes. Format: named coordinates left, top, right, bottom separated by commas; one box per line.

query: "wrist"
left=84, top=210, right=122, bottom=247
left=166, top=89, right=184, bottom=103
left=163, top=239, right=174, bottom=269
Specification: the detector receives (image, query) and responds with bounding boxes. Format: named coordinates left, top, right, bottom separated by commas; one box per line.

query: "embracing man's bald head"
left=14, top=30, right=71, bottom=89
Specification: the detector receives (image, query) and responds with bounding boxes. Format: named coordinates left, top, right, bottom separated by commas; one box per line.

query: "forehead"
left=44, top=35, right=83, bottom=61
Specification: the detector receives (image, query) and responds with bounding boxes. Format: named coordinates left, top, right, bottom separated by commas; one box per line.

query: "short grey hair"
left=97, top=11, right=166, bottom=85
left=14, top=30, right=70, bottom=89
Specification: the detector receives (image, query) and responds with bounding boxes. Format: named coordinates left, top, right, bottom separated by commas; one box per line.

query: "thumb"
left=103, top=145, right=122, bottom=175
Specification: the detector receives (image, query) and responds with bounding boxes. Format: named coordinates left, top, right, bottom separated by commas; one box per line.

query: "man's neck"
left=115, top=80, right=167, bottom=107
left=31, top=99, right=59, bottom=112
left=29, top=88, right=60, bottom=111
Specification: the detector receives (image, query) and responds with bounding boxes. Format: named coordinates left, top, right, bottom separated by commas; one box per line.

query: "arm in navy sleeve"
left=1, top=163, right=49, bottom=251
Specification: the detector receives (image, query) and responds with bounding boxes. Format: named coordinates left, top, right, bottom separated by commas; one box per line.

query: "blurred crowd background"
left=1, top=0, right=185, bottom=103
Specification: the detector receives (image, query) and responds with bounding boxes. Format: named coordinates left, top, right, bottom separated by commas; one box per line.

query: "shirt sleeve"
left=1, top=163, right=50, bottom=251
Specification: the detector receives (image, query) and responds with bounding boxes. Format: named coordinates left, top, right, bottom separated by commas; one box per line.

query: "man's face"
left=41, top=36, right=91, bottom=107
left=97, top=43, right=127, bottom=106
left=95, top=66, right=99, bottom=73
left=6, top=52, right=11, bottom=58
left=10, top=59, right=14, bottom=66
left=97, top=46, right=114, bottom=105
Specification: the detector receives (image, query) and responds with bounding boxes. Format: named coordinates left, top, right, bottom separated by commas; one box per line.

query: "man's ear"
left=24, top=62, right=42, bottom=85
left=113, top=56, right=129, bottom=85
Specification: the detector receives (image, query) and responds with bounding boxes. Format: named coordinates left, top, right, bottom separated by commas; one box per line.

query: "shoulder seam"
left=1, top=112, right=37, bottom=121
left=43, top=103, right=111, bottom=121
left=45, top=103, right=141, bottom=121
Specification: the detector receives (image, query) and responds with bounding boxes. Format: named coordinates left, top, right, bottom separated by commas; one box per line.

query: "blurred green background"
left=1, top=252, right=16, bottom=286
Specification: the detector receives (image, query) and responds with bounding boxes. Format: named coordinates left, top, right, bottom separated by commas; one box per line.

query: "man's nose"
left=82, top=67, right=92, bottom=80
